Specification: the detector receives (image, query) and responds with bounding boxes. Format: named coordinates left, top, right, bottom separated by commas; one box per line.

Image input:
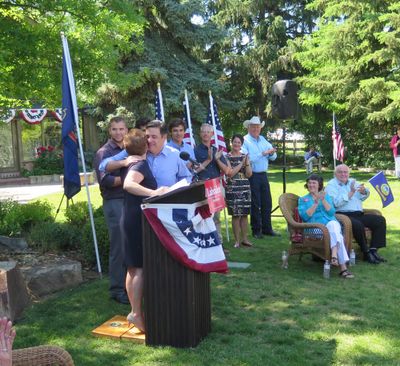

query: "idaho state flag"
left=61, top=35, right=81, bottom=199
left=368, top=171, right=394, bottom=208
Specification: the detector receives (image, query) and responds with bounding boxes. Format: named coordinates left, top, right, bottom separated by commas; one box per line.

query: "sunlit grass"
left=13, top=168, right=400, bottom=365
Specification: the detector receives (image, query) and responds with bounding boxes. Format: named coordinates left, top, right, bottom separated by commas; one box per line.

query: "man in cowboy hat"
left=241, top=116, right=280, bottom=239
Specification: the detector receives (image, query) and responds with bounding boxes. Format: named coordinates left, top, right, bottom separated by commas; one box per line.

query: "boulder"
left=0, top=235, right=28, bottom=251
left=0, top=261, right=31, bottom=321
left=21, top=258, right=83, bottom=297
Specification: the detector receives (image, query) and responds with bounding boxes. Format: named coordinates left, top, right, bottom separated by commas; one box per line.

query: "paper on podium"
left=165, top=178, right=191, bottom=193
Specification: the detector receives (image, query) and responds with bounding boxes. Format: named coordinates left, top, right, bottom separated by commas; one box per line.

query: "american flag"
left=183, top=97, right=195, bottom=146
left=332, top=114, right=344, bottom=162
left=206, top=95, right=227, bottom=153
left=154, top=83, right=164, bottom=121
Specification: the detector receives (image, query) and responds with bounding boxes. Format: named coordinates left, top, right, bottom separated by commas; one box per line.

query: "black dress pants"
left=338, top=211, right=386, bottom=253
left=249, top=172, right=272, bottom=234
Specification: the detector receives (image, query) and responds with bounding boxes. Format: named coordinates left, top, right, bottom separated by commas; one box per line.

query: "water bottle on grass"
left=282, top=251, right=288, bottom=269
left=323, top=260, right=330, bottom=279
left=349, top=249, right=356, bottom=266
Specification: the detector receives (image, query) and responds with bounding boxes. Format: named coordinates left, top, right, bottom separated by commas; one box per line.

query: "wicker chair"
left=12, top=345, right=74, bottom=366
left=348, top=208, right=382, bottom=250
left=279, top=193, right=353, bottom=262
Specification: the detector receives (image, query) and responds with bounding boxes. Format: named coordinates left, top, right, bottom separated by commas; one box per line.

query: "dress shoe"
left=262, top=230, right=281, bottom=237
left=252, top=232, right=264, bottom=239
left=370, top=250, right=387, bottom=263
left=111, top=293, right=130, bottom=304
left=363, top=252, right=380, bottom=264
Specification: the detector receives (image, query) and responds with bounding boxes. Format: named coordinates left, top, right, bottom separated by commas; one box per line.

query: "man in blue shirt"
left=99, top=120, right=192, bottom=187
left=166, top=118, right=195, bottom=168
left=241, top=116, right=279, bottom=239
left=325, top=164, right=387, bottom=264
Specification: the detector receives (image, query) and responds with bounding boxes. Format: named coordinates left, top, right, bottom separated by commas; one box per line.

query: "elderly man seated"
left=304, top=146, right=321, bottom=174
left=325, top=164, right=387, bottom=264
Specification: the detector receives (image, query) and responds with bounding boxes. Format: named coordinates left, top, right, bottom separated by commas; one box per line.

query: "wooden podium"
left=142, top=182, right=211, bottom=348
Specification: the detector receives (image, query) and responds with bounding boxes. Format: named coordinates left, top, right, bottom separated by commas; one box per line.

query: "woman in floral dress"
left=226, top=134, right=253, bottom=248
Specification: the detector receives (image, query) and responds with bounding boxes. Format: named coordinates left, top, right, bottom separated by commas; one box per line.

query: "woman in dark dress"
left=121, top=129, right=168, bottom=333
left=226, top=134, right=253, bottom=248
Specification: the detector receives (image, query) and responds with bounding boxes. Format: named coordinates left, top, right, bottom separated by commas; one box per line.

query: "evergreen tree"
left=291, top=0, right=398, bottom=167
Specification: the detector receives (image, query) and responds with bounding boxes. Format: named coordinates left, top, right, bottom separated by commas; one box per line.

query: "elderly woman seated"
left=298, top=174, right=354, bottom=279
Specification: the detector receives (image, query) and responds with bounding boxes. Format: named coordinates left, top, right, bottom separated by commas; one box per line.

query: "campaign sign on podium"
left=204, top=177, right=225, bottom=213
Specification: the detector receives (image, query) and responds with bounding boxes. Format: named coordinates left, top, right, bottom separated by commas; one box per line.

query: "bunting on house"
left=0, top=109, right=16, bottom=123
left=0, top=109, right=63, bottom=124
left=21, top=109, right=47, bottom=124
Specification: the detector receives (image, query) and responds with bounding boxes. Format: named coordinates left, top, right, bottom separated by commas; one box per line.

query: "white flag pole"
left=208, top=91, right=229, bottom=242
left=157, top=82, right=165, bottom=122
left=184, top=89, right=195, bottom=146
left=208, top=91, right=219, bottom=149
left=332, top=112, right=337, bottom=173
left=61, top=32, right=102, bottom=278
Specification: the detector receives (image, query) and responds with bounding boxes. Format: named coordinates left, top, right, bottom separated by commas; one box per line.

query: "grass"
left=15, top=168, right=400, bottom=365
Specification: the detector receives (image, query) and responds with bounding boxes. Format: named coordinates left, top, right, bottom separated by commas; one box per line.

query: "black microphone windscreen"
left=179, top=151, right=190, bottom=161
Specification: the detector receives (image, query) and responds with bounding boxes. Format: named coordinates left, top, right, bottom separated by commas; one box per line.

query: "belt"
left=253, top=171, right=267, bottom=174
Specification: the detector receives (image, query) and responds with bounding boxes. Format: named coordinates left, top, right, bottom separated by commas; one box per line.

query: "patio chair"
left=12, top=345, right=74, bottom=366
left=279, top=193, right=352, bottom=262
left=347, top=208, right=382, bottom=253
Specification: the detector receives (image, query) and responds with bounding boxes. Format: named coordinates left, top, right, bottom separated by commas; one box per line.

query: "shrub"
left=0, top=200, right=23, bottom=237
left=20, top=200, right=53, bottom=231
left=81, top=215, right=110, bottom=270
left=28, top=221, right=81, bottom=252
left=65, top=201, right=92, bottom=227
left=0, top=199, right=53, bottom=237
left=26, top=145, right=63, bottom=176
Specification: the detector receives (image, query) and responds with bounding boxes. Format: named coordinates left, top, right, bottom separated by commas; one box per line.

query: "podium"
left=142, top=182, right=211, bottom=348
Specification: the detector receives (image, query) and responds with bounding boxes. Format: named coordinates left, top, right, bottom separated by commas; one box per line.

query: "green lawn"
left=15, top=168, right=400, bottom=365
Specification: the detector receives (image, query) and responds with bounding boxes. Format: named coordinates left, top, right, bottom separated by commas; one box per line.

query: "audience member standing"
left=93, top=116, right=129, bottom=304
left=389, top=127, right=400, bottom=178
left=225, top=134, right=253, bottom=248
left=194, top=123, right=231, bottom=245
left=167, top=118, right=195, bottom=168
left=241, top=116, right=279, bottom=239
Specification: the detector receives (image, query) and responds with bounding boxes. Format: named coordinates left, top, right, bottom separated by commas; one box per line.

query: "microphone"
left=179, top=151, right=200, bottom=167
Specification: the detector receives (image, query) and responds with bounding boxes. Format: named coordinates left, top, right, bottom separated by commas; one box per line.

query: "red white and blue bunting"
left=21, top=109, right=47, bottom=124
left=0, top=109, right=62, bottom=124
left=0, top=109, right=16, bottom=123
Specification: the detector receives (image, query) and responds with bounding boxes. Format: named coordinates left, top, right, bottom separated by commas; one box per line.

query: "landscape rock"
left=20, top=258, right=83, bottom=297
left=0, top=235, right=28, bottom=251
left=0, top=261, right=31, bottom=321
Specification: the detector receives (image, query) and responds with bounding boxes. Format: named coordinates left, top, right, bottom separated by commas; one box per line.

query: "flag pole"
left=208, top=91, right=219, bottom=148
left=332, top=112, right=337, bottom=173
left=61, top=32, right=102, bottom=278
left=184, top=89, right=195, bottom=146
left=157, top=82, right=165, bottom=122
left=208, top=91, right=230, bottom=242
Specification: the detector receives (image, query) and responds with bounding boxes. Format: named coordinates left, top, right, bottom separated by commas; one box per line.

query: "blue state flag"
left=368, top=171, right=394, bottom=208
left=61, top=36, right=81, bottom=199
